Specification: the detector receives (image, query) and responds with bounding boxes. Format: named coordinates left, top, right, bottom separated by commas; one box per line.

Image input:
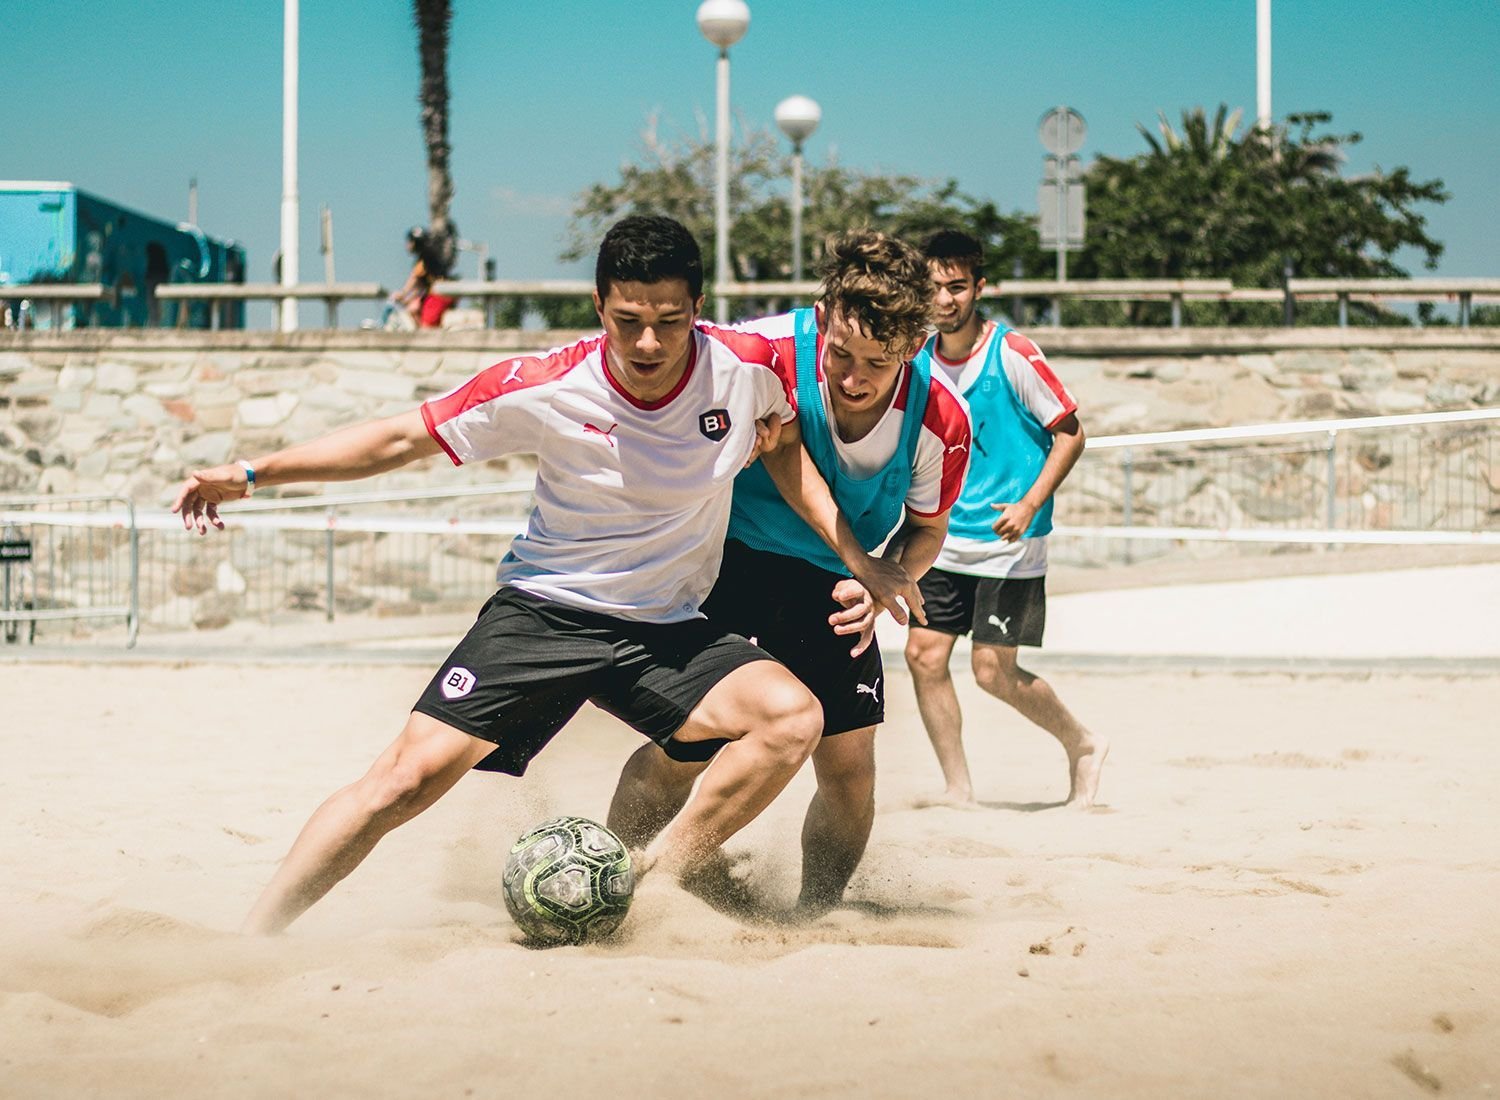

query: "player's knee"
left=974, top=660, right=1021, bottom=703
left=818, top=757, right=875, bottom=812
left=904, top=638, right=949, bottom=681
left=757, top=680, right=823, bottom=765
left=361, top=752, right=436, bottom=823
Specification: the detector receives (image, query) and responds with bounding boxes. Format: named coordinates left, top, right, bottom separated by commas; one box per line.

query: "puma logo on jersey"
left=501, top=361, right=525, bottom=384
left=856, top=678, right=881, bottom=702
left=947, top=442, right=968, bottom=455
left=987, top=614, right=1011, bottom=635
left=583, top=421, right=617, bottom=447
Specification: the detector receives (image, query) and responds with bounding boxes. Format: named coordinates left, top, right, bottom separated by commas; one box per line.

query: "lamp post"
left=774, top=95, right=820, bottom=286
left=280, top=0, right=299, bottom=331
left=696, top=0, right=749, bottom=323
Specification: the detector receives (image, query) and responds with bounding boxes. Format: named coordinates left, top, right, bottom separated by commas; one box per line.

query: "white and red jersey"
left=929, top=321, right=1077, bottom=430
left=724, top=313, right=970, bottom=516
left=422, top=328, right=796, bottom=621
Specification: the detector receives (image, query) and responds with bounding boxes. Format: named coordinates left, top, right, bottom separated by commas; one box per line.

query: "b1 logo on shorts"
left=698, top=408, right=732, bottom=442
left=440, top=666, right=477, bottom=700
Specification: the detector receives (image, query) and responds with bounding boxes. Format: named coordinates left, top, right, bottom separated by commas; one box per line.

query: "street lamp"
left=774, top=94, right=820, bottom=285
left=696, top=0, right=750, bottom=323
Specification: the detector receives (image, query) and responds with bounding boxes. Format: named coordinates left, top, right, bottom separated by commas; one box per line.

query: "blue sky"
left=7, top=0, right=1497, bottom=306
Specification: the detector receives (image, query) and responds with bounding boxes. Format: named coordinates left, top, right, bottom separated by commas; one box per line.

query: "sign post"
left=1038, top=106, right=1087, bottom=324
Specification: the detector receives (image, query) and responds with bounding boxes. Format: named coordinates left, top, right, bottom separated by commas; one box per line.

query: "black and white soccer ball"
left=502, top=816, right=634, bottom=944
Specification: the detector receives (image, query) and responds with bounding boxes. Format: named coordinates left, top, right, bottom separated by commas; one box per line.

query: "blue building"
left=0, top=181, right=246, bottom=328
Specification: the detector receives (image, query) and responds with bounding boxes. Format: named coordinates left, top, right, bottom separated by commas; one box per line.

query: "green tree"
left=413, top=0, right=457, bottom=270
left=562, top=117, right=1046, bottom=322
left=1079, top=106, right=1449, bottom=324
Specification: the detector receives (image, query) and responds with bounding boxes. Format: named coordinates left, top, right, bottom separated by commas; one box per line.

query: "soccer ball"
left=502, top=816, right=635, bottom=944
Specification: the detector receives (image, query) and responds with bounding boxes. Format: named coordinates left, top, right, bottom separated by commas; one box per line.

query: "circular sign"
left=1039, top=106, right=1087, bottom=156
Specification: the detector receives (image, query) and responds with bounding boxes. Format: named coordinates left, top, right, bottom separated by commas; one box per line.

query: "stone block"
left=234, top=368, right=297, bottom=396
left=196, top=405, right=234, bottom=431
left=237, top=393, right=299, bottom=429
left=83, top=393, right=123, bottom=419
left=299, top=385, right=360, bottom=412
left=1426, top=381, right=1475, bottom=408
left=123, top=394, right=169, bottom=425
left=95, top=362, right=139, bottom=394
left=181, top=431, right=234, bottom=467
left=336, top=368, right=416, bottom=401
left=75, top=449, right=110, bottom=480
left=51, top=389, right=85, bottom=413
left=56, top=364, right=96, bottom=390
left=1371, top=388, right=1428, bottom=415
left=0, top=352, right=31, bottom=378
left=145, top=380, right=191, bottom=399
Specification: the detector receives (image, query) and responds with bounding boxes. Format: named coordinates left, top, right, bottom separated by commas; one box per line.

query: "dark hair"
left=818, top=229, right=933, bottom=352
left=595, top=215, right=705, bottom=300
left=922, top=229, right=985, bottom=281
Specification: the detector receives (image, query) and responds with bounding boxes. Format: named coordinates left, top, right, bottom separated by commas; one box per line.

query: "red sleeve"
left=918, top=379, right=973, bottom=516
left=700, top=324, right=798, bottom=414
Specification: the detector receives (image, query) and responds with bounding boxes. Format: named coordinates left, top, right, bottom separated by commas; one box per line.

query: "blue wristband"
left=237, top=460, right=256, bottom=496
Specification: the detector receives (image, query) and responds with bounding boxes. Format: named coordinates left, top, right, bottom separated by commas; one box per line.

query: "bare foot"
left=914, top=789, right=980, bottom=810
left=1065, top=734, right=1110, bottom=809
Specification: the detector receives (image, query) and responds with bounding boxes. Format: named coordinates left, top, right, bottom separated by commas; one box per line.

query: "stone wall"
left=2, top=327, right=1497, bottom=506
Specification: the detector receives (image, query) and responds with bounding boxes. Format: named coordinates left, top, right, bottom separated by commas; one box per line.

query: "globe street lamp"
left=696, top=0, right=750, bottom=323
left=774, top=94, right=820, bottom=286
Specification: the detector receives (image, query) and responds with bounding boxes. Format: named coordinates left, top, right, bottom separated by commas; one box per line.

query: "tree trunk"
left=413, top=0, right=456, bottom=271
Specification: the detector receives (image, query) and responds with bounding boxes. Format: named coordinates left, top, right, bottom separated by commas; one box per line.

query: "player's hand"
left=828, top=578, right=878, bottom=657
left=171, top=463, right=250, bottom=534
left=849, top=555, right=926, bottom=629
left=991, top=500, right=1038, bottom=543
left=744, top=413, right=783, bottom=468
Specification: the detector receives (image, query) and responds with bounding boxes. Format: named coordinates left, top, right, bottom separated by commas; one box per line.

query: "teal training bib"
left=728, top=308, right=930, bottom=575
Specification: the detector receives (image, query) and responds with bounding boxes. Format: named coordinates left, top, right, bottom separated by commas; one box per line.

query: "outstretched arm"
left=172, top=409, right=442, bottom=533
left=992, top=413, right=1085, bottom=541
left=758, top=419, right=926, bottom=627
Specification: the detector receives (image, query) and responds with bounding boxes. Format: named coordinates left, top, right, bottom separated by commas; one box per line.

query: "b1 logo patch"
left=698, top=408, right=732, bottom=442
left=440, top=666, right=477, bottom=700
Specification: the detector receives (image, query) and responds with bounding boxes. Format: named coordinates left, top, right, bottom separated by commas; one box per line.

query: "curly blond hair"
left=817, top=230, right=933, bottom=353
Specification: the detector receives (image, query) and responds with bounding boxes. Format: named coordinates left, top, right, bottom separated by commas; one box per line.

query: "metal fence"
left=2, top=410, right=1496, bottom=647
left=0, top=495, right=139, bottom=646
left=1054, top=408, right=1500, bottom=565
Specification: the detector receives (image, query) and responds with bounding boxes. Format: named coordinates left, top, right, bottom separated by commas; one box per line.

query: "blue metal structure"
left=0, top=181, right=246, bottom=328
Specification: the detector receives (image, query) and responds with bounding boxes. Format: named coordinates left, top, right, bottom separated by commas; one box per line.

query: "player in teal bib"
left=608, top=230, right=972, bottom=915
left=904, top=229, right=1108, bottom=811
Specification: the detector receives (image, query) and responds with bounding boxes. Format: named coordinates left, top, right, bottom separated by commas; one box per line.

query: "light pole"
left=774, top=94, right=820, bottom=286
left=1256, top=0, right=1272, bottom=130
left=280, top=0, right=300, bottom=331
left=696, top=0, right=749, bottom=323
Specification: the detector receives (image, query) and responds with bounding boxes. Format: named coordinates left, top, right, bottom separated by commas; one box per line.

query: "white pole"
left=1256, top=0, right=1272, bottom=130
left=713, top=49, right=732, bottom=323
left=280, top=0, right=300, bottom=332
left=790, top=142, right=804, bottom=285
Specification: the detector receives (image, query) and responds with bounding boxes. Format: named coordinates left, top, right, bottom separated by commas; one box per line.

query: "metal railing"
left=2, top=409, right=1497, bottom=646
left=1055, top=407, right=1500, bottom=565
left=0, top=283, right=107, bottom=329
left=0, top=495, right=139, bottom=646
left=155, top=282, right=386, bottom=329
left=5, top=278, right=1498, bottom=333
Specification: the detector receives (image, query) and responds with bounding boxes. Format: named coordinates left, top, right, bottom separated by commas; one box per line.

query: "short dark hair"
left=595, top=215, right=705, bottom=300
left=923, top=229, right=985, bottom=281
left=818, top=230, right=933, bottom=353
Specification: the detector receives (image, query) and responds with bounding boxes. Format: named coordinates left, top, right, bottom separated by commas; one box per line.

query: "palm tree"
left=413, top=0, right=457, bottom=271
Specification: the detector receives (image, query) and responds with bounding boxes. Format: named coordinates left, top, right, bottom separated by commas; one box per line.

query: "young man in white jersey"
left=904, top=230, right=1108, bottom=809
left=172, top=216, right=922, bottom=934
left=607, top=230, right=973, bottom=914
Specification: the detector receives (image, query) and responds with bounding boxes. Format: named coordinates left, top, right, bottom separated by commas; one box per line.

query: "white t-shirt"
left=725, top=314, right=971, bottom=517
left=422, top=328, right=796, bottom=621
left=928, top=322, right=1077, bottom=579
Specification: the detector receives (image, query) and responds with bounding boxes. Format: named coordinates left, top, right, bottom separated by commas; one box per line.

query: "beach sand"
left=2, top=660, right=1496, bottom=1097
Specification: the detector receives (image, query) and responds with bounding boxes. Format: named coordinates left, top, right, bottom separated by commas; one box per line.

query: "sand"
left=2, top=659, right=1497, bottom=1098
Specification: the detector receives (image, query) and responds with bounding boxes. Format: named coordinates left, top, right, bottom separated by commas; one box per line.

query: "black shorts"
left=916, top=567, right=1047, bottom=648
left=700, top=540, right=883, bottom=736
left=412, top=587, right=774, bottom=775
